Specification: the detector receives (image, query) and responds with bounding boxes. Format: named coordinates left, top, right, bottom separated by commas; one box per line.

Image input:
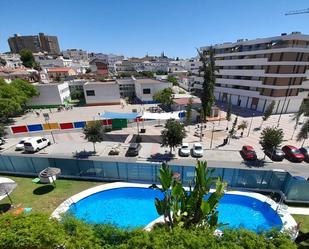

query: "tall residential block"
left=8, top=33, right=60, bottom=55
left=200, top=32, right=309, bottom=113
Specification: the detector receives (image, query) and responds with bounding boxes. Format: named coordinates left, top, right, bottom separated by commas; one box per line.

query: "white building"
left=30, top=82, right=71, bottom=106
left=200, top=32, right=309, bottom=113
left=0, top=53, right=23, bottom=68
left=62, top=49, right=88, bottom=61
left=35, top=55, right=73, bottom=68
left=116, top=78, right=136, bottom=98
left=83, top=81, right=121, bottom=105
left=134, top=78, right=172, bottom=103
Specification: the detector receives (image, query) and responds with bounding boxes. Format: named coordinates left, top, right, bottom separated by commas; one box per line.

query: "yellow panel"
left=43, top=123, right=59, bottom=130
left=86, top=120, right=96, bottom=126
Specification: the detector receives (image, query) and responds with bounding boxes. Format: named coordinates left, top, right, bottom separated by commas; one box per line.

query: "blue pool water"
left=69, top=187, right=282, bottom=231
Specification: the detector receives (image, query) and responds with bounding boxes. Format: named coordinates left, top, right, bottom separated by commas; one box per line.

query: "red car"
left=241, top=145, right=257, bottom=160
left=282, top=145, right=304, bottom=162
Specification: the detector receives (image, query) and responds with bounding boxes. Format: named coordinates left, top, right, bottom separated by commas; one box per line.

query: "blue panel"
left=27, top=124, right=43, bottom=132
left=74, top=121, right=86, bottom=128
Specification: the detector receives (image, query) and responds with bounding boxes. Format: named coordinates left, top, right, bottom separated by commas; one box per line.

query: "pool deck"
left=52, top=182, right=298, bottom=238
left=288, top=207, right=309, bottom=215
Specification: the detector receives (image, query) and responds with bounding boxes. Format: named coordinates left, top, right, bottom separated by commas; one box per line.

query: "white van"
left=24, top=137, right=51, bottom=153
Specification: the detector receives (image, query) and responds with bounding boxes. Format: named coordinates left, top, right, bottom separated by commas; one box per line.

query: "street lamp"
left=247, top=112, right=255, bottom=137
left=43, top=113, right=55, bottom=143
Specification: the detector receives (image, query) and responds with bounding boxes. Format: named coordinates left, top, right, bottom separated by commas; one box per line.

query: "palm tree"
left=237, top=121, right=248, bottom=137
left=295, top=100, right=309, bottom=146
left=260, top=101, right=275, bottom=129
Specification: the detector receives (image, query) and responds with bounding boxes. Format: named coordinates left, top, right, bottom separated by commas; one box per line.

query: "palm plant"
left=150, top=160, right=226, bottom=230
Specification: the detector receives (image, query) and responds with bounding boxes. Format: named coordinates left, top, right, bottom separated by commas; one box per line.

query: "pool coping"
left=51, top=182, right=298, bottom=238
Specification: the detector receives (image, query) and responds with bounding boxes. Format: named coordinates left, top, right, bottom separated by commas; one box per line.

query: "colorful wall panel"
left=43, top=123, right=60, bottom=130
left=11, top=126, right=28, bottom=133
left=27, top=124, right=43, bottom=132
left=60, top=122, right=74, bottom=130
left=74, top=121, right=86, bottom=129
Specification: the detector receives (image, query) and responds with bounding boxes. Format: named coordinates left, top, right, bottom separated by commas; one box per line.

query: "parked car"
left=179, top=143, right=190, bottom=157
left=241, top=145, right=257, bottom=160
left=125, top=143, right=141, bottom=157
left=264, top=148, right=285, bottom=161
left=192, top=143, right=203, bottom=157
left=24, top=137, right=51, bottom=153
left=15, top=137, right=32, bottom=151
left=282, top=145, right=304, bottom=162
left=299, top=147, right=309, bottom=163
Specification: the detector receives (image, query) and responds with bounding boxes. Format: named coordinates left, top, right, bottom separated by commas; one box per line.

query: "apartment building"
left=8, top=33, right=60, bottom=55
left=200, top=32, right=309, bottom=113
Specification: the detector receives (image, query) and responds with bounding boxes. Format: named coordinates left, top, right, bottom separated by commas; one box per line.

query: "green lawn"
left=0, top=175, right=104, bottom=214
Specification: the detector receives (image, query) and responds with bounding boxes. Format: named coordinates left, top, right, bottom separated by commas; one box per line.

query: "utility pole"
left=43, top=113, right=55, bottom=143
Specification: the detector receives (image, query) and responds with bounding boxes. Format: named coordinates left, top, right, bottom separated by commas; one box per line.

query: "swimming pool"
left=66, top=185, right=283, bottom=231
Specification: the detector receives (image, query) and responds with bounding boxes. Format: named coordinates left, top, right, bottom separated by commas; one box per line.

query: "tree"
left=161, top=119, right=186, bottom=153
left=153, top=87, right=173, bottom=107
left=150, top=160, right=226, bottom=230
left=198, top=48, right=216, bottom=120
left=19, top=49, right=40, bottom=69
left=229, top=116, right=238, bottom=138
left=261, top=101, right=275, bottom=128
left=185, top=97, right=193, bottom=126
left=167, top=75, right=178, bottom=86
left=226, top=95, right=232, bottom=129
left=237, top=120, right=248, bottom=137
left=260, top=127, right=284, bottom=158
left=85, top=67, right=92, bottom=73
left=83, top=121, right=105, bottom=152
left=295, top=100, right=309, bottom=146
left=0, top=78, right=38, bottom=121
left=71, top=89, right=85, bottom=101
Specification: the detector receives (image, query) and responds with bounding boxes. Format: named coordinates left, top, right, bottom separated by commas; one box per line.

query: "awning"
left=141, top=111, right=185, bottom=120
left=100, top=112, right=141, bottom=119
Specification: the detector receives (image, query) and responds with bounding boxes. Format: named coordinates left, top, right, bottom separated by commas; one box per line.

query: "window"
left=86, top=90, right=95, bottom=96
left=143, top=88, right=151, bottom=94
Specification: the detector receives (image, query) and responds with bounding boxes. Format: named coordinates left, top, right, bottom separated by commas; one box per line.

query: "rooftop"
left=47, top=67, right=72, bottom=73
left=135, top=78, right=169, bottom=84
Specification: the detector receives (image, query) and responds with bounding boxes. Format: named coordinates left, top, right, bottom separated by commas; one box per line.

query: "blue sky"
left=0, top=0, right=308, bottom=58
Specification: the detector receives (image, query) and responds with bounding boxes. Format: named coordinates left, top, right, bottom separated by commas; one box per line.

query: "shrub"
left=0, top=212, right=297, bottom=249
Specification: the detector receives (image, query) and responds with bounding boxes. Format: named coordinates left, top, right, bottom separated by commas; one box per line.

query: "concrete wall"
left=83, top=81, right=120, bottom=105
left=30, top=82, right=70, bottom=106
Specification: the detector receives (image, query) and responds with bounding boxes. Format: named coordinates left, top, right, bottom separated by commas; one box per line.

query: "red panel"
left=102, top=119, right=108, bottom=125
left=60, top=122, right=74, bottom=129
left=11, top=126, right=28, bottom=133
left=107, top=119, right=112, bottom=125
